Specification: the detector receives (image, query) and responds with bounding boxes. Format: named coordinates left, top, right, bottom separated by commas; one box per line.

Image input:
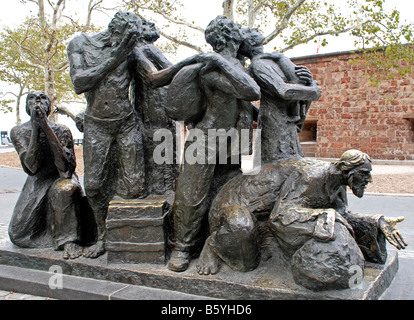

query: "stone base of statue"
left=0, top=223, right=399, bottom=300
left=106, top=198, right=171, bottom=265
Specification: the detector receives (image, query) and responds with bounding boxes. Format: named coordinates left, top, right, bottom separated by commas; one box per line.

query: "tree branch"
left=86, top=0, right=104, bottom=28
left=248, top=0, right=267, bottom=28
left=18, top=42, right=45, bottom=66
left=9, top=32, right=45, bottom=69
left=52, top=60, right=69, bottom=73
left=140, top=7, right=205, bottom=34
left=0, top=92, right=19, bottom=99
left=51, top=0, right=65, bottom=28
left=38, top=0, right=47, bottom=31
left=254, top=0, right=267, bottom=14
left=279, top=25, right=358, bottom=53
left=158, top=30, right=204, bottom=53
left=264, top=0, right=306, bottom=45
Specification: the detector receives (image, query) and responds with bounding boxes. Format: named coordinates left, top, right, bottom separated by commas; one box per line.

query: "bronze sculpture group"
left=9, top=12, right=407, bottom=292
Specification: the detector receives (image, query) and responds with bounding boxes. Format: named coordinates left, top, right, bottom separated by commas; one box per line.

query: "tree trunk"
left=222, top=0, right=234, bottom=20
left=45, top=68, right=58, bottom=122
left=38, top=0, right=47, bottom=30
left=247, top=0, right=255, bottom=28
left=15, top=95, right=22, bottom=125
left=15, top=82, right=28, bottom=126
left=37, top=0, right=59, bottom=123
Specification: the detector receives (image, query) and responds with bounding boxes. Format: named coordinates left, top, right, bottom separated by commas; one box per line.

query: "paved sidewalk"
left=0, top=146, right=14, bottom=154
left=371, top=164, right=414, bottom=175
left=0, top=290, right=51, bottom=300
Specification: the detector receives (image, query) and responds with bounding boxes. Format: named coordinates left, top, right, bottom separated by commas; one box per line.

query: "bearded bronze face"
left=347, top=160, right=373, bottom=198
left=141, top=19, right=160, bottom=43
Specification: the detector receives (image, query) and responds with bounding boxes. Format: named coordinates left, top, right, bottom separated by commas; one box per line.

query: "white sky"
left=1, top=0, right=413, bottom=138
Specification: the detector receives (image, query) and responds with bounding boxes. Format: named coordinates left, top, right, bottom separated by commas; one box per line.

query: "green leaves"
left=1, top=0, right=412, bottom=118
left=345, top=0, right=414, bottom=86
left=0, top=97, right=14, bottom=114
left=0, top=18, right=80, bottom=101
left=0, top=1, right=102, bottom=121
left=119, top=0, right=413, bottom=86
left=355, top=44, right=414, bottom=87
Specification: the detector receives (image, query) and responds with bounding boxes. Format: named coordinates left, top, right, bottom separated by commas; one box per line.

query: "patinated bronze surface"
left=196, top=150, right=406, bottom=290
left=9, top=91, right=95, bottom=259
left=129, top=19, right=178, bottom=196
left=240, top=27, right=322, bottom=163
left=67, top=12, right=147, bottom=258
left=167, top=16, right=261, bottom=272
left=8, top=13, right=407, bottom=294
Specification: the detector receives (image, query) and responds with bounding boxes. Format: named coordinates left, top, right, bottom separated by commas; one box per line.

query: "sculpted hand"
left=123, top=26, right=140, bottom=50
left=295, top=66, right=313, bottom=85
left=30, top=108, right=40, bottom=131
left=379, top=216, right=407, bottom=250
left=112, top=24, right=140, bottom=59
left=314, top=85, right=322, bottom=99
left=197, top=52, right=224, bottom=74
left=31, top=105, right=48, bottom=131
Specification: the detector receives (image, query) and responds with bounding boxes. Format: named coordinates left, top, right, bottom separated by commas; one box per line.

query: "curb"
left=0, top=264, right=212, bottom=300
left=363, top=192, right=414, bottom=198
left=346, top=191, right=414, bottom=198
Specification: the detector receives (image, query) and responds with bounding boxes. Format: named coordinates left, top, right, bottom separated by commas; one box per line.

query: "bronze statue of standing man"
left=67, top=12, right=147, bottom=258
left=167, top=16, right=261, bottom=272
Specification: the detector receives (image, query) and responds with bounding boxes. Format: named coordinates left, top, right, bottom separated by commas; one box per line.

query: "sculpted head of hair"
left=334, top=149, right=372, bottom=173
left=205, top=15, right=243, bottom=52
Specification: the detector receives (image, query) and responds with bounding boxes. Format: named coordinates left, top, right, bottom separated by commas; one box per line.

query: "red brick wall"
left=292, top=51, right=414, bottom=160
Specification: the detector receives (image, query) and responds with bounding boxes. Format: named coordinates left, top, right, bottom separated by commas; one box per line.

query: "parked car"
left=1, top=131, right=13, bottom=146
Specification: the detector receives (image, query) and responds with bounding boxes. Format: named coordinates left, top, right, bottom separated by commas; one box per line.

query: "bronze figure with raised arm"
left=67, top=12, right=147, bottom=258
left=239, top=27, right=322, bottom=162
left=166, top=16, right=261, bottom=272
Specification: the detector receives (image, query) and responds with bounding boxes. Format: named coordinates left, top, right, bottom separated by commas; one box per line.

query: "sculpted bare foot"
left=196, top=235, right=221, bottom=275
left=83, top=240, right=106, bottom=259
left=63, top=242, right=83, bottom=259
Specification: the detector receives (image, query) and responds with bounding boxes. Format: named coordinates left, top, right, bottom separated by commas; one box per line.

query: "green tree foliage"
left=349, top=0, right=414, bottom=85
left=0, top=0, right=103, bottom=123
left=1, top=0, right=413, bottom=122
left=0, top=21, right=44, bottom=123
left=122, top=0, right=413, bottom=85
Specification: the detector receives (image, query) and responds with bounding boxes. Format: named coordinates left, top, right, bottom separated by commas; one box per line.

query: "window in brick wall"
left=299, top=118, right=317, bottom=143
left=298, top=118, right=318, bottom=157
left=403, top=114, right=414, bottom=143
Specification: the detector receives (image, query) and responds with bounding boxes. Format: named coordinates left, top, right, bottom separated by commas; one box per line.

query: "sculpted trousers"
left=172, top=160, right=216, bottom=252
left=171, top=131, right=240, bottom=253
left=83, top=112, right=146, bottom=240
